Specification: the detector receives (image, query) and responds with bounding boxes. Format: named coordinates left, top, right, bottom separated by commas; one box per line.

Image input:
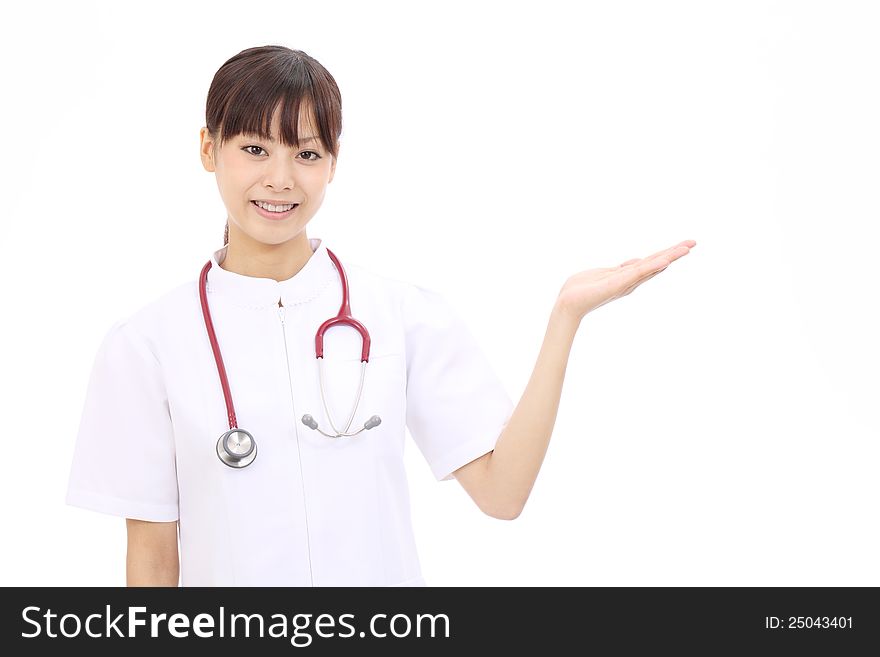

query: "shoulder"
left=337, top=257, right=432, bottom=312
left=340, top=257, right=445, bottom=307
left=99, top=280, right=196, bottom=362
left=343, top=259, right=410, bottom=294
left=129, top=280, right=194, bottom=328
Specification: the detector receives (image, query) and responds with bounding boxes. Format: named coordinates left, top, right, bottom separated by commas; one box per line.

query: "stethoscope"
left=198, top=248, right=382, bottom=469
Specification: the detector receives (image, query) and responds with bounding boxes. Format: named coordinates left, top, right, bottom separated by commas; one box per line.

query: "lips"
left=251, top=200, right=299, bottom=220
left=251, top=200, right=299, bottom=209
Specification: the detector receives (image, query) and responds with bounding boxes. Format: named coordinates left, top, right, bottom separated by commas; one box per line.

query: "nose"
left=262, top=157, right=298, bottom=191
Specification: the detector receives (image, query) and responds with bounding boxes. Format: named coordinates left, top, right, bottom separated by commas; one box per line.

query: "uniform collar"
left=206, top=237, right=338, bottom=309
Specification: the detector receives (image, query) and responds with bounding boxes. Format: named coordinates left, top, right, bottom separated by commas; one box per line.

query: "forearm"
left=486, top=302, right=581, bottom=518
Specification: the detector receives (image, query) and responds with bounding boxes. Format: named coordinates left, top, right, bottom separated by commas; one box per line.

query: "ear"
left=199, top=127, right=216, bottom=172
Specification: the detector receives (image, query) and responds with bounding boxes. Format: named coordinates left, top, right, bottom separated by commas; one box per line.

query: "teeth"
left=255, top=201, right=296, bottom=212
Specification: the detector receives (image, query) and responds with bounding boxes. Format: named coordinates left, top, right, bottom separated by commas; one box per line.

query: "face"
left=199, top=103, right=337, bottom=247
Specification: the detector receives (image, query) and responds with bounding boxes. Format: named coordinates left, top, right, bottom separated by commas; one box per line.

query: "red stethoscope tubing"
left=198, top=247, right=370, bottom=432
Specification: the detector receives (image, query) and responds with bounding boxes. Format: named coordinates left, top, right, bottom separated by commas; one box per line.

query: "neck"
left=220, top=226, right=315, bottom=283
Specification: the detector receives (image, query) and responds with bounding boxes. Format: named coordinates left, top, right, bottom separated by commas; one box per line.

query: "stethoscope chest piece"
left=216, top=428, right=257, bottom=468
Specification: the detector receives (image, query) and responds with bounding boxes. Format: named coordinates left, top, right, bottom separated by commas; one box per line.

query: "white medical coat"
left=65, top=237, right=514, bottom=586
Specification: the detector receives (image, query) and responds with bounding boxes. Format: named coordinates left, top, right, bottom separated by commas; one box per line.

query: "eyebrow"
left=242, top=133, right=320, bottom=143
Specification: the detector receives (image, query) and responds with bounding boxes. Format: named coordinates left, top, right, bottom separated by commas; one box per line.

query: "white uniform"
left=65, top=238, right=514, bottom=586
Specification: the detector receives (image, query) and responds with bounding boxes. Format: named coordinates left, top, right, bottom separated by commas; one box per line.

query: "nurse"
left=65, top=45, right=695, bottom=587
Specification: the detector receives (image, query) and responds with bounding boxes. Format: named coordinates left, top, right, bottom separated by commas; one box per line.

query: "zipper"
left=279, top=304, right=315, bottom=587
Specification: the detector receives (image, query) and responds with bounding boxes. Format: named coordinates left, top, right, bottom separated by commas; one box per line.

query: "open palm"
left=557, top=240, right=697, bottom=321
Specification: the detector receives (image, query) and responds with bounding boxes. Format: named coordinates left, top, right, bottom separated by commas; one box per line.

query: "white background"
left=1, top=0, right=877, bottom=586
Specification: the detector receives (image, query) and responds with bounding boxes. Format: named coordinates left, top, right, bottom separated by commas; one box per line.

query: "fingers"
left=606, top=239, right=695, bottom=300
left=620, top=240, right=695, bottom=269
left=642, top=240, right=692, bottom=263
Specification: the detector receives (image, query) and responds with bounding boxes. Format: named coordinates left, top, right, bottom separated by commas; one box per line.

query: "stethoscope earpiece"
left=301, top=413, right=383, bottom=438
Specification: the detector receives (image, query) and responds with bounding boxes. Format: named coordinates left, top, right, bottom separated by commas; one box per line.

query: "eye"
left=241, top=145, right=321, bottom=161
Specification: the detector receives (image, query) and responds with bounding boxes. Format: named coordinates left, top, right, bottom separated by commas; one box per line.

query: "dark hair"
left=204, top=45, right=343, bottom=245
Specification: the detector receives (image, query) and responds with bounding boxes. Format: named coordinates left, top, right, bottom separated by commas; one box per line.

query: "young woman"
left=65, top=45, right=695, bottom=587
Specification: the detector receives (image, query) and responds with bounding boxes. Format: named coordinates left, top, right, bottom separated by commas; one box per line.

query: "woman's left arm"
left=453, top=240, right=696, bottom=519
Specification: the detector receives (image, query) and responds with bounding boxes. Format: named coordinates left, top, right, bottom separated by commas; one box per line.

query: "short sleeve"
left=65, top=320, right=179, bottom=521
left=403, top=284, right=514, bottom=482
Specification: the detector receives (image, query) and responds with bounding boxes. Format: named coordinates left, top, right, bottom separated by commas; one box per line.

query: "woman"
left=65, top=45, right=695, bottom=587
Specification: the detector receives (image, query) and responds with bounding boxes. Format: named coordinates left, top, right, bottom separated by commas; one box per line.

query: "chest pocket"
left=298, top=350, right=406, bottom=449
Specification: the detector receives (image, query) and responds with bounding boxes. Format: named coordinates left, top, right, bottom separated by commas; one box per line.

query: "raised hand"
left=555, top=240, right=696, bottom=322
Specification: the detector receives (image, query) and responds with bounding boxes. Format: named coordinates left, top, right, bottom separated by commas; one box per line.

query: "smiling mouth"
left=251, top=200, right=300, bottom=217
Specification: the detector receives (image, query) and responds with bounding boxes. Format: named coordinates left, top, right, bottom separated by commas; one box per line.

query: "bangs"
left=207, top=47, right=342, bottom=158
